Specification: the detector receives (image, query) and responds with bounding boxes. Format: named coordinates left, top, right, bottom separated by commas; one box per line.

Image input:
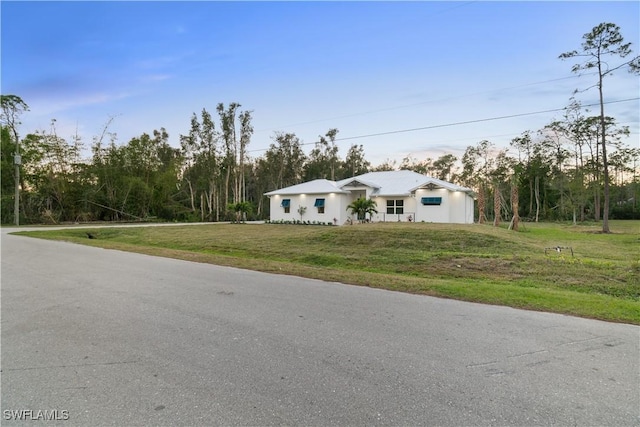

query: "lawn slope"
left=16, top=221, right=640, bottom=324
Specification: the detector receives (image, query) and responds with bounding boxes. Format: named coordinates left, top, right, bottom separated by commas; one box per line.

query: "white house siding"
left=269, top=193, right=345, bottom=224
left=445, top=190, right=473, bottom=224
left=370, top=190, right=474, bottom=224
left=370, top=197, right=416, bottom=223
left=265, top=171, right=476, bottom=225
left=413, top=189, right=474, bottom=224
left=414, top=189, right=447, bottom=223
left=270, top=191, right=474, bottom=224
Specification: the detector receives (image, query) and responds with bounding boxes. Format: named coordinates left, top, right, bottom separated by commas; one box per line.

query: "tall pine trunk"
left=598, top=65, right=611, bottom=233
left=511, top=180, right=519, bottom=231
left=534, top=176, right=540, bottom=223
left=493, top=186, right=501, bottom=227
left=477, top=186, right=486, bottom=224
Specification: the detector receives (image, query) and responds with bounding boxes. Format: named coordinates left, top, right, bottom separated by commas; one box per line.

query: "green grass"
left=15, top=220, right=640, bottom=325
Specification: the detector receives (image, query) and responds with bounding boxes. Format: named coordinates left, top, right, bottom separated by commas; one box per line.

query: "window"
left=314, top=198, right=325, bottom=214
left=421, top=197, right=442, bottom=206
left=386, top=199, right=404, bottom=214
left=281, top=199, right=291, bottom=214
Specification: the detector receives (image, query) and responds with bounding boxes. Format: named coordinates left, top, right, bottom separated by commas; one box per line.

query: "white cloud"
left=134, top=50, right=196, bottom=70
left=140, top=74, right=173, bottom=83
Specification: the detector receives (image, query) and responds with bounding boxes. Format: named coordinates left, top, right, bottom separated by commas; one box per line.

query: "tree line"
left=1, top=22, right=638, bottom=230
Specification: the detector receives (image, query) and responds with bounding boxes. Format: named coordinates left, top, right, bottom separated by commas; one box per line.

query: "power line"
left=252, top=73, right=597, bottom=134
left=334, top=98, right=639, bottom=142
left=412, top=119, right=640, bottom=150
left=246, top=97, right=639, bottom=153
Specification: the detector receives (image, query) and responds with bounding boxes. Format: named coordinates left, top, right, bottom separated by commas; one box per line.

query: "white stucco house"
left=264, top=170, right=476, bottom=225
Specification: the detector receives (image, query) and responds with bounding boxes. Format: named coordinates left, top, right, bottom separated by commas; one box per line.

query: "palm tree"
left=229, top=201, right=252, bottom=223
left=346, top=197, right=378, bottom=223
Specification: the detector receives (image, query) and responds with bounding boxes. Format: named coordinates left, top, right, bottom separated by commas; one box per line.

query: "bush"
left=266, top=219, right=335, bottom=226
left=610, top=205, right=640, bottom=220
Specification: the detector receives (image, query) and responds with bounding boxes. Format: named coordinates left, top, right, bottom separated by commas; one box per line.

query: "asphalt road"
left=1, top=227, right=639, bottom=426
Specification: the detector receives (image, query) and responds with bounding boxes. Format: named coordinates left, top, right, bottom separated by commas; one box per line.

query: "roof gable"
left=353, top=170, right=425, bottom=196
left=411, top=176, right=473, bottom=193
left=348, top=170, right=475, bottom=196
left=336, top=177, right=380, bottom=190
left=264, top=179, right=348, bottom=196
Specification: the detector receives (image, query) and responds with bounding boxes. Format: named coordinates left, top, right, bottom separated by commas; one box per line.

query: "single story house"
left=264, top=170, right=475, bottom=225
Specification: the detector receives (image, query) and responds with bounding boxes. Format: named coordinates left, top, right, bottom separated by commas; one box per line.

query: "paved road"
left=1, top=227, right=639, bottom=426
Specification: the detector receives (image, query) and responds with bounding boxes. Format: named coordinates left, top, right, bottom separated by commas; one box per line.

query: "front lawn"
left=16, top=221, right=640, bottom=324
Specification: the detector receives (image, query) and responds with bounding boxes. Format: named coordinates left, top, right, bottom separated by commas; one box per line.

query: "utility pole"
left=1, top=95, right=28, bottom=226
left=14, top=141, right=20, bottom=225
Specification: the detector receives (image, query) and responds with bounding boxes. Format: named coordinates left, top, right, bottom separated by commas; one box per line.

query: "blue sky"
left=2, top=1, right=638, bottom=166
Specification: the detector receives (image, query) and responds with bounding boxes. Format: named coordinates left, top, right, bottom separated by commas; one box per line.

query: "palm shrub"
left=346, top=197, right=378, bottom=223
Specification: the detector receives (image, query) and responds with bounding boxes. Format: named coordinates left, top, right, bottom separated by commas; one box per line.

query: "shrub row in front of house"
left=266, top=219, right=335, bottom=226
